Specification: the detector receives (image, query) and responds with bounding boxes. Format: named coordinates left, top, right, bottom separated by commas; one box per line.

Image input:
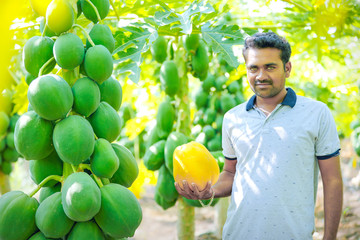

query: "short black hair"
left=242, top=32, right=291, bottom=65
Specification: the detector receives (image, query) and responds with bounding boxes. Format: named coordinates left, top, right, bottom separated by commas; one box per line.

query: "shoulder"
left=295, top=95, right=329, bottom=111
left=224, top=102, right=247, bottom=119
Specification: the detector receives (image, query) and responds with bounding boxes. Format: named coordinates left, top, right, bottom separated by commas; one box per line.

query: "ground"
left=132, top=139, right=360, bottom=240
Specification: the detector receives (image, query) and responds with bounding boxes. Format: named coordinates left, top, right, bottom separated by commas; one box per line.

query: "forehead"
left=244, top=48, right=282, bottom=65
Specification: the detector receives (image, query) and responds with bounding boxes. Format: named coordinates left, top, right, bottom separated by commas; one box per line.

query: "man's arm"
left=175, top=158, right=237, bottom=200
left=318, top=155, right=343, bottom=240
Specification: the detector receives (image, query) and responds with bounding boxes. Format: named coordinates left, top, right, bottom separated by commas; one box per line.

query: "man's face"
left=244, top=47, right=291, bottom=99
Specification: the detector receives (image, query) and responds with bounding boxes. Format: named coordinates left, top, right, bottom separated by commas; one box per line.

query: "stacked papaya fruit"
left=0, top=90, right=21, bottom=175
left=142, top=34, right=224, bottom=209
left=0, top=0, right=142, bottom=239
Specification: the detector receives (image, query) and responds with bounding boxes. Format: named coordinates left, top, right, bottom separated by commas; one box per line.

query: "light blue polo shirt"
left=222, top=88, right=340, bottom=240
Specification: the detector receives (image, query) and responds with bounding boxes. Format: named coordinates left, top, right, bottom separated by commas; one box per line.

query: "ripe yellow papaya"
left=173, top=141, right=219, bottom=191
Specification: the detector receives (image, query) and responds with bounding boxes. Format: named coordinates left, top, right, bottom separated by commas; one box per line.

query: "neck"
left=255, top=88, right=287, bottom=113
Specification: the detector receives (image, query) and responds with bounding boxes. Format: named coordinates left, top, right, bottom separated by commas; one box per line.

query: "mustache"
left=255, top=80, right=272, bottom=85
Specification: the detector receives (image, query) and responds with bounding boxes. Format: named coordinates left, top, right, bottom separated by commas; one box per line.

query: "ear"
left=285, top=61, right=292, bottom=78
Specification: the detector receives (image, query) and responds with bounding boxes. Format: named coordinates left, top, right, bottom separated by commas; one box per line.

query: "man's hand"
left=175, top=180, right=214, bottom=200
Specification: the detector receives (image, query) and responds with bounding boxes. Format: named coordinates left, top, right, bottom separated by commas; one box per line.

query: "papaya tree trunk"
left=0, top=171, right=10, bottom=195
left=176, top=42, right=195, bottom=240
left=177, top=197, right=195, bottom=240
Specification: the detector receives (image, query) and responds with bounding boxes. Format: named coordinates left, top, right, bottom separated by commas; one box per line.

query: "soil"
left=132, top=138, right=360, bottom=240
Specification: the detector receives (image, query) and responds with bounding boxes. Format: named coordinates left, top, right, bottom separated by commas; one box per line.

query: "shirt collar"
left=246, top=87, right=297, bottom=111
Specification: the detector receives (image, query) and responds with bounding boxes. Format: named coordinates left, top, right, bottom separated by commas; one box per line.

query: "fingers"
left=174, top=180, right=213, bottom=200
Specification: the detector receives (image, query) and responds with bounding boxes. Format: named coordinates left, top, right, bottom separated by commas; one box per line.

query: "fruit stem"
left=85, top=0, right=103, bottom=24
left=93, top=174, right=104, bottom=188
left=109, top=0, right=120, bottom=21
left=38, top=56, right=55, bottom=77
left=28, top=175, right=63, bottom=197
left=41, top=24, right=48, bottom=37
left=62, top=162, right=75, bottom=179
left=73, top=24, right=96, bottom=47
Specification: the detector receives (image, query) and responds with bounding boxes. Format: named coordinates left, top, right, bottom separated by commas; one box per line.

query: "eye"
left=266, top=65, right=276, bottom=70
left=249, top=66, right=257, bottom=72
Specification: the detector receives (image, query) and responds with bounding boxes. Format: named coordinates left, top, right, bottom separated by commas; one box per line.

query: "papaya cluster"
left=192, top=73, right=245, bottom=154
left=0, top=0, right=143, bottom=239
left=0, top=90, right=20, bottom=175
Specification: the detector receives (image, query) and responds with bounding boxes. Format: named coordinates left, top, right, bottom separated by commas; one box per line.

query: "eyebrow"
left=248, top=63, right=278, bottom=68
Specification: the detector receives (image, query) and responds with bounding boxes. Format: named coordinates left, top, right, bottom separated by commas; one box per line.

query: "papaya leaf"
left=201, top=23, right=245, bottom=68
left=113, top=25, right=157, bottom=83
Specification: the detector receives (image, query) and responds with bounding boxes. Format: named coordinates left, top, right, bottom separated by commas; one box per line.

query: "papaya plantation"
left=0, top=0, right=360, bottom=239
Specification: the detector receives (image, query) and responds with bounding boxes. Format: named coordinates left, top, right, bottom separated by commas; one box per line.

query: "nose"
left=256, top=69, right=268, bottom=81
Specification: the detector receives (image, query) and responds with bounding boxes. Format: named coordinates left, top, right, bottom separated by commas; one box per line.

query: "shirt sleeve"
left=315, top=104, right=341, bottom=160
left=222, top=112, right=237, bottom=160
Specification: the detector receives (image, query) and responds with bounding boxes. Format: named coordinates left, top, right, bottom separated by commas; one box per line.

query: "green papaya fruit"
left=88, top=102, right=122, bottom=142
left=1, top=161, right=12, bottom=175
left=164, top=131, right=188, bottom=174
left=95, top=183, right=142, bottom=238
left=0, top=138, right=5, bottom=152
left=99, top=76, right=122, bottom=111
left=23, top=36, right=55, bottom=77
left=53, top=33, right=85, bottom=70
left=29, top=150, right=63, bottom=187
left=14, top=111, right=54, bottom=160
left=215, top=114, right=223, bottom=130
left=155, top=165, right=178, bottom=202
left=67, top=221, right=105, bottom=240
left=46, top=0, right=74, bottom=35
left=191, top=41, right=209, bottom=80
left=207, top=134, right=222, bottom=151
left=227, top=80, right=241, bottom=94
left=156, top=98, right=175, bottom=138
left=145, top=125, right=163, bottom=148
left=220, top=93, right=237, bottom=113
left=90, top=138, right=119, bottom=178
left=84, top=45, right=113, bottom=84
left=28, top=74, right=73, bottom=121
left=110, top=143, right=138, bottom=187
left=9, top=114, right=20, bottom=132
left=203, top=125, right=216, bottom=140
left=182, top=196, right=219, bottom=208
left=154, top=186, right=177, bottom=210
left=203, top=108, right=217, bottom=125
left=39, top=182, right=61, bottom=203
left=77, top=0, right=82, bottom=17
left=25, top=72, right=37, bottom=86
left=235, top=92, right=246, bottom=105
left=62, top=172, right=101, bottom=222
left=151, top=36, right=167, bottom=63
left=143, top=140, right=166, bottom=171
left=215, top=76, right=227, bottom=91
left=0, top=111, right=9, bottom=136
left=28, top=231, right=58, bottom=240
left=194, top=89, right=208, bottom=109
left=53, top=115, right=95, bottom=165
left=160, top=60, right=180, bottom=97
left=35, top=192, right=74, bottom=238
left=6, top=131, right=15, bottom=149
left=86, top=24, right=115, bottom=53
left=184, top=34, right=200, bottom=53
left=72, top=77, right=101, bottom=117
left=0, top=191, right=38, bottom=240
left=3, top=148, right=19, bottom=162
left=81, top=0, right=110, bottom=23
left=202, top=74, right=216, bottom=92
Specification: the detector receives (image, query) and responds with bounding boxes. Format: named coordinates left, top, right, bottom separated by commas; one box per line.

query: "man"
left=175, top=32, right=343, bottom=240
